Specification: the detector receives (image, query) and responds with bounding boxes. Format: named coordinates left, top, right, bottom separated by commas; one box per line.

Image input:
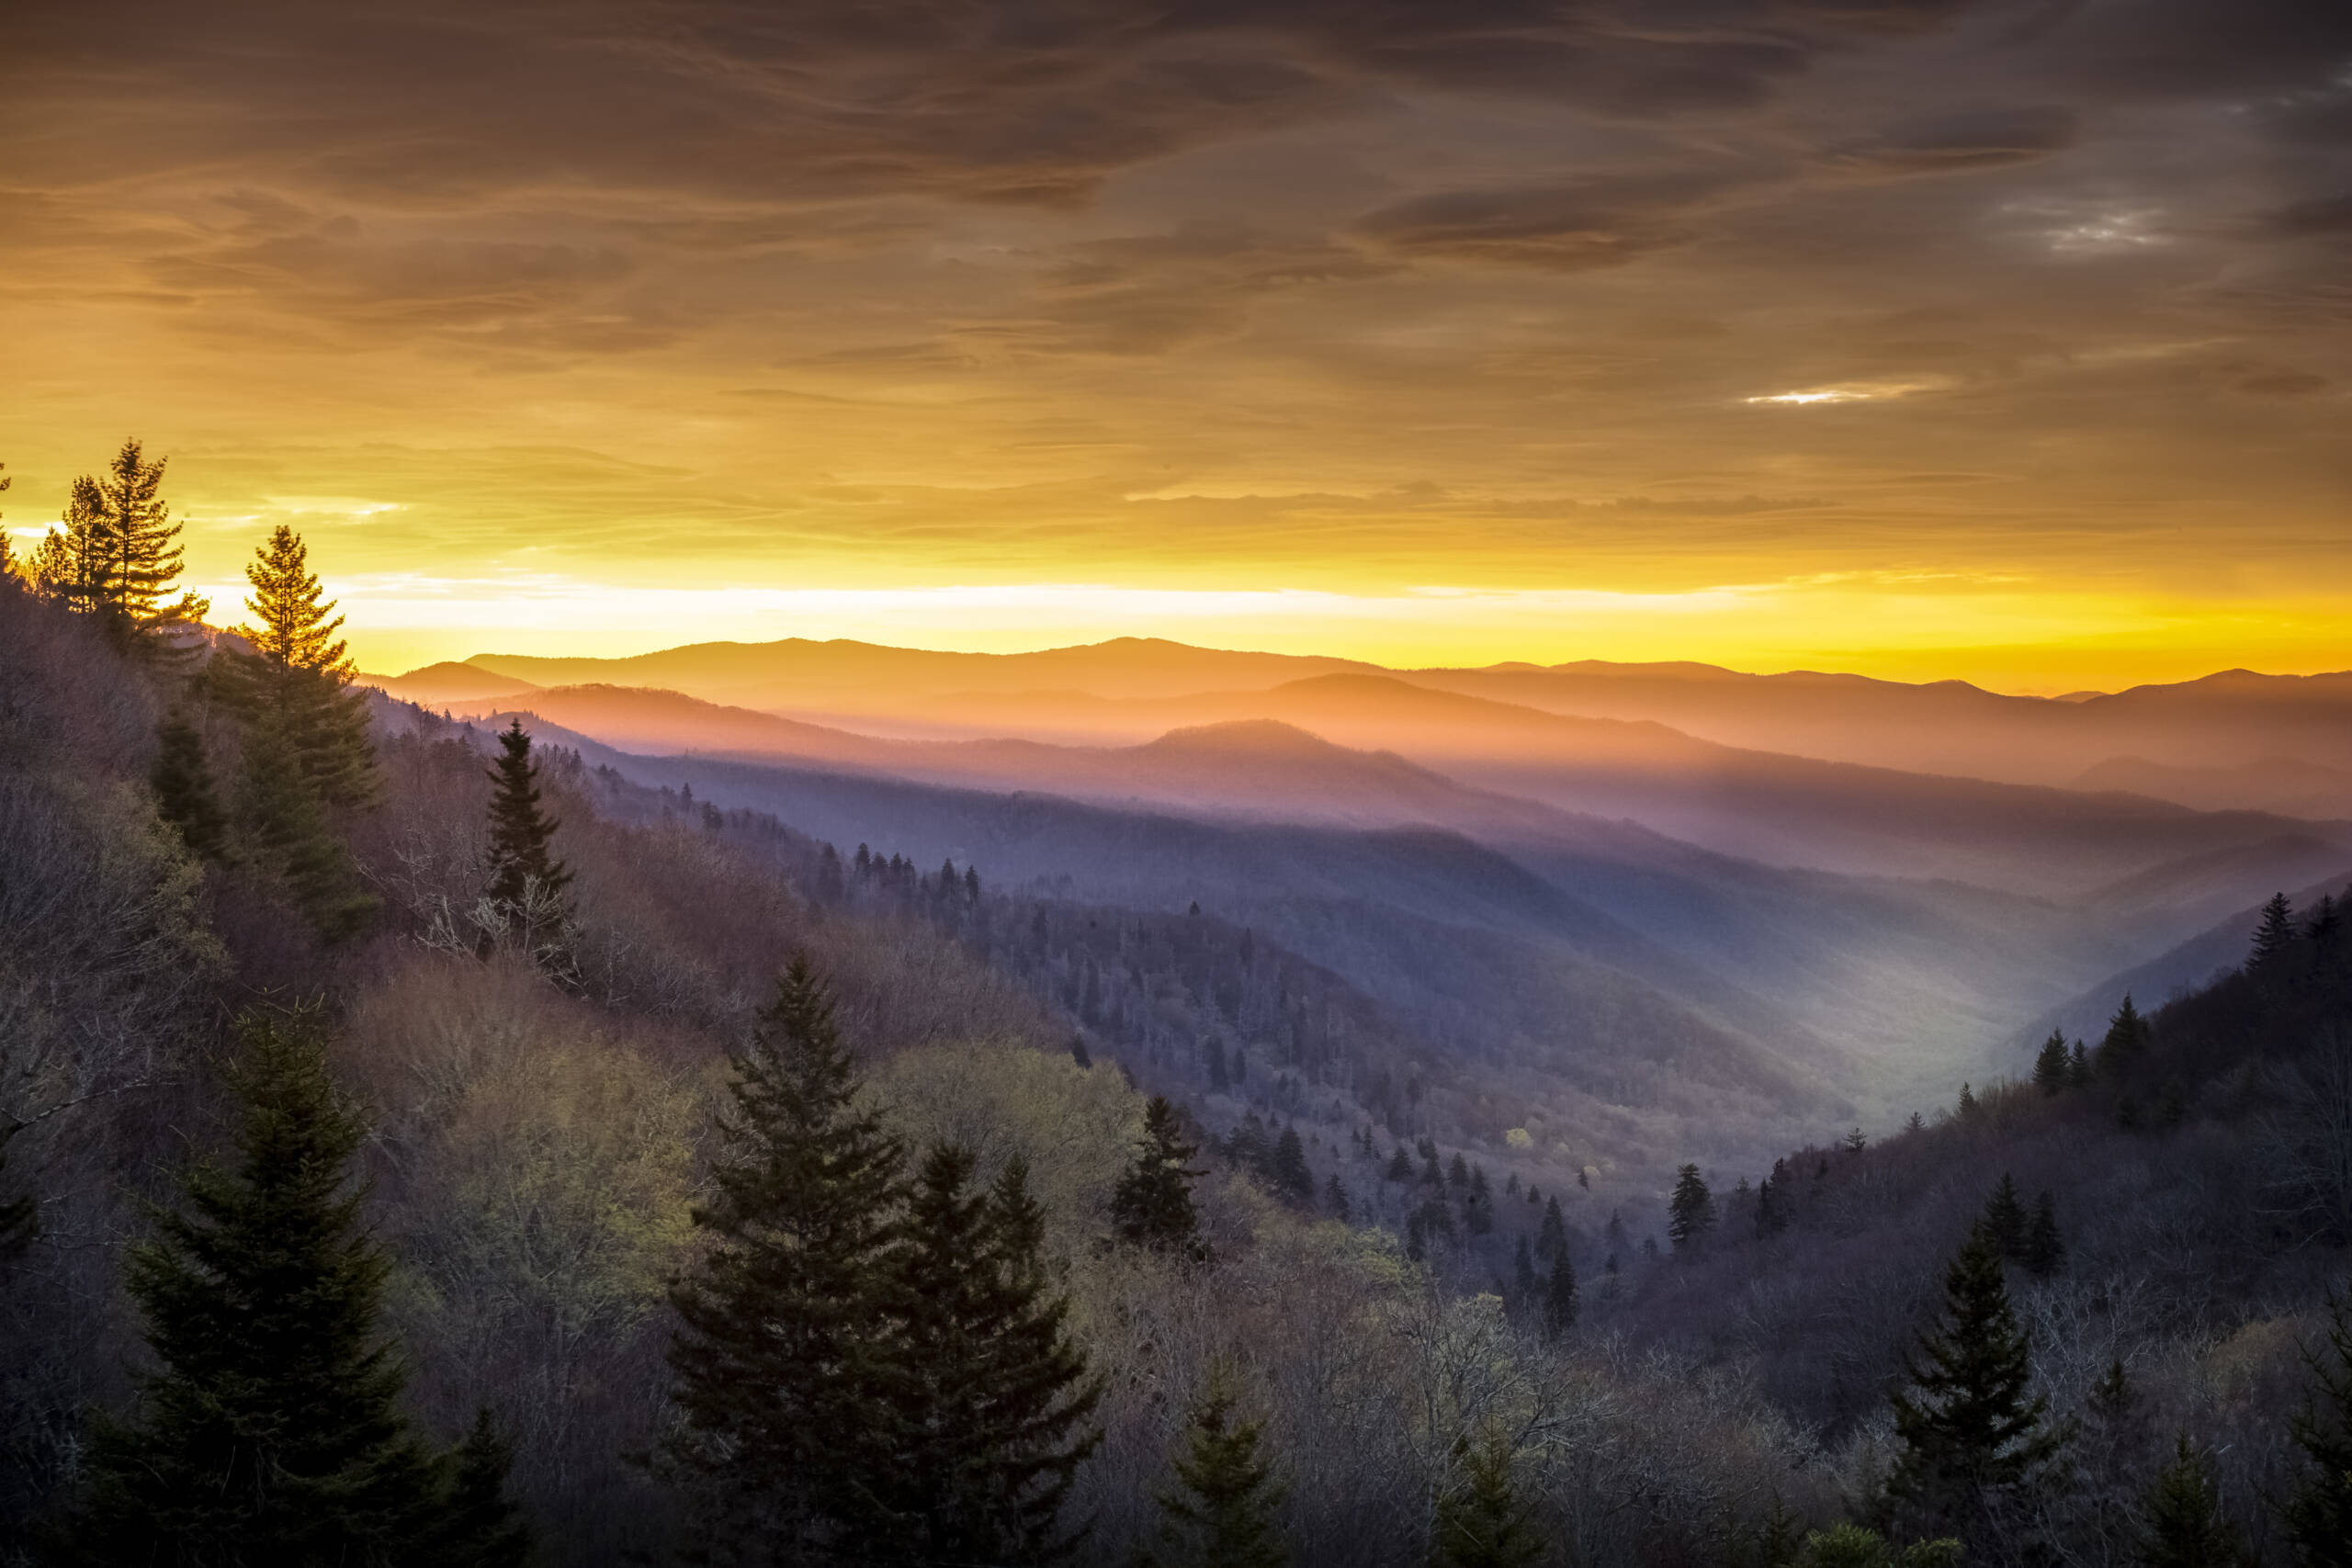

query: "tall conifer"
left=2282, top=1292, right=2352, bottom=1567
left=1112, top=1096, right=1206, bottom=1258
left=218, top=525, right=379, bottom=807
left=48, top=1010, right=519, bottom=1564
left=879, top=1145, right=1101, bottom=1564
left=1140, top=1368, right=1287, bottom=1568
left=663, top=961, right=909, bottom=1562
left=2251, top=893, right=2300, bottom=975
left=151, top=711, right=228, bottom=860
left=1433, top=1430, right=1544, bottom=1568
left=1885, top=1224, right=2066, bottom=1540
left=2031, top=1032, right=2070, bottom=1095
left=483, top=718, right=571, bottom=917
left=1668, top=1165, right=1713, bottom=1253
left=2136, top=1434, right=2247, bottom=1568
left=1543, top=1255, right=1577, bottom=1340
left=2098, top=995, right=2150, bottom=1079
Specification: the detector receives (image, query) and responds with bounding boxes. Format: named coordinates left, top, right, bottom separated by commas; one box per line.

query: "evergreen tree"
left=2282, top=1291, right=2352, bottom=1568
left=237, top=720, right=379, bottom=941
left=1982, top=1174, right=2029, bottom=1260
left=2098, top=995, right=2151, bottom=1079
left=1323, top=1174, right=1351, bottom=1223
left=424, top=1411, right=534, bottom=1568
left=1511, top=1236, right=1538, bottom=1304
left=1270, top=1127, right=1315, bottom=1205
left=151, top=710, right=228, bottom=860
left=2068, top=1040, right=2093, bottom=1089
left=482, top=717, right=571, bottom=923
left=662, top=960, right=910, bottom=1560
left=2250, top=892, right=2300, bottom=974
left=1756, top=1158, right=1792, bottom=1238
left=1432, top=1429, right=1544, bottom=1568
left=1885, top=1223, right=2067, bottom=1540
left=1536, top=1196, right=1567, bottom=1259
left=2031, top=1031, right=2071, bottom=1095
left=216, top=524, right=380, bottom=807
left=1448, top=1153, right=1471, bottom=1188
left=2308, top=894, right=2343, bottom=953
left=2020, top=1191, right=2064, bottom=1278
left=1668, top=1165, right=1713, bottom=1253
left=1542, top=1254, right=1577, bottom=1340
left=1792, top=1526, right=1962, bottom=1568
left=48, top=1010, right=510, bottom=1564
left=32, top=440, right=208, bottom=656
left=1464, top=1166, right=1494, bottom=1236
left=1386, top=1145, right=1415, bottom=1183
left=2135, top=1434, right=2247, bottom=1568
left=1140, top=1367, right=1286, bottom=1568
left=880, top=1145, right=1102, bottom=1564
left=1113, top=1097, right=1206, bottom=1258
left=1956, top=1082, right=1978, bottom=1117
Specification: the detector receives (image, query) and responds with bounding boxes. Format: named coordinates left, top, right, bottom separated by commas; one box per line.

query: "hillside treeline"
left=1, top=450, right=2348, bottom=1566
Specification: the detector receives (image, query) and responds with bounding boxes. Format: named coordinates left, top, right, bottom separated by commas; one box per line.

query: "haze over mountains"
left=371, top=634, right=2352, bottom=1177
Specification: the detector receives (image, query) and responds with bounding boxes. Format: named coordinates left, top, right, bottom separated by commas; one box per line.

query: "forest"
left=2, top=446, right=2349, bottom=1567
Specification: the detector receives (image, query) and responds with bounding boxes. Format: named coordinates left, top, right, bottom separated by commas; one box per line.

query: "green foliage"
left=47, top=1010, right=517, bottom=1566
left=2136, top=1433, right=2247, bottom=1568
left=211, top=524, right=381, bottom=809
left=663, top=960, right=909, bottom=1558
left=1142, top=1368, right=1288, bottom=1568
left=1113, top=1095, right=1207, bottom=1258
left=483, top=719, right=571, bottom=915
left=1886, top=1223, right=2067, bottom=1539
left=1668, top=1164, right=1713, bottom=1252
left=424, top=1411, right=534, bottom=1568
left=150, top=710, right=227, bottom=860
left=1432, top=1429, right=1544, bottom=1568
left=1792, top=1525, right=1962, bottom=1568
left=2284, top=1291, right=2352, bottom=1568
left=882, top=1144, right=1102, bottom=1563
left=237, top=719, right=379, bottom=941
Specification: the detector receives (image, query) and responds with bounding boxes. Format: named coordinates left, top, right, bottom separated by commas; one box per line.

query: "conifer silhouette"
left=1112, top=1096, right=1206, bottom=1258
left=47, top=1010, right=521, bottom=1564
left=2136, top=1434, right=2248, bottom=1568
left=1140, top=1366, right=1287, bottom=1568
left=217, top=524, right=379, bottom=807
left=150, top=711, right=227, bottom=860
left=1543, top=1254, right=1578, bottom=1339
left=663, top=960, right=908, bottom=1559
left=482, top=717, right=571, bottom=920
left=1433, top=1429, right=1544, bottom=1568
left=1885, top=1223, right=2067, bottom=1540
left=1668, top=1165, right=1713, bottom=1252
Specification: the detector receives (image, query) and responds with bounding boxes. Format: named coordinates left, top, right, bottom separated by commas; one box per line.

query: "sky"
left=3, top=0, right=2347, bottom=690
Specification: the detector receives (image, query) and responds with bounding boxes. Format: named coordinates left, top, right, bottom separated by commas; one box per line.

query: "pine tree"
left=482, top=717, right=571, bottom=923
left=1323, top=1174, right=1351, bottom=1223
left=1956, top=1081, right=1978, bottom=1116
left=2282, top=1291, right=2352, bottom=1568
left=2020, top=1191, right=2064, bottom=1278
left=2308, top=894, right=2343, bottom=952
left=2068, top=1040, right=2093, bottom=1089
left=1448, top=1152, right=1471, bottom=1188
left=1432, top=1429, right=1544, bottom=1568
left=32, top=440, right=209, bottom=655
left=1982, top=1174, right=2028, bottom=1260
left=1756, top=1158, right=1792, bottom=1238
left=1536, top=1195, right=1566, bottom=1259
left=237, top=720, right=379, bottom=941
left=2031, top=1031, right=2071, bottom=1095
left=1464, top=1165, right=1494, bottom=1236
left=2250, top=892, right=2300, bottom=974
left=1511, top=1236, right=1538, bottom=1304
left=1843, top=1127, right=1868, bottom=1154
left=2136, top=1434, right=2247, bottom=1568
left=880, top=1145, right=1102, bottom=1564
left=151, top=710, right=228, bottom=860
left=216, top=525, right=380, bottom=807
left=1668, top=1165, right=1713, bottom=1253
left=1140, top=1367, right=1287, bottom=1568
left=2099, top=995, right=2150, bottom=1079
left=1542, top=1254, right=1577, bottom=1340
left=662, top=960, right=910, bottom=1559
left=47, top=1010, right=513, bottom=1564
left=1113, top=1097, right=1206, bottom=1258
left=1270, top=1127, right=1315, bottom=1205
left=1386, top=1145, right=1415, bottom=1183
left=424, top=1411, right=534, bottom=1568
left=1885, top=1223, right=2067, bottom=1540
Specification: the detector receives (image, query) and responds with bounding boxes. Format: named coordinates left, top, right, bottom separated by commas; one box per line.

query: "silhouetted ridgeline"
left=4, top=570, right=2349, bottom=1566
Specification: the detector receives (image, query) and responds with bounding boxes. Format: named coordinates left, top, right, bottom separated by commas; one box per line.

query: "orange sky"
left=5, top=0, right=2347, bottom=691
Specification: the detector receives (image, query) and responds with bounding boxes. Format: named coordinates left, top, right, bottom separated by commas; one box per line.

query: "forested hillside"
left=4, top=493, right=2350, bottom=1568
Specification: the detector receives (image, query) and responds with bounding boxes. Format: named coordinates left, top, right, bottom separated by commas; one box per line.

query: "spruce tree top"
left=483, top=717, right=571, bottom=908
left=239, top=524, right=354, bottom=675
left=1112, top=1096, right=1206, bottom=1257
left=1668, top=1164, right=1713, bottom=1251
left=1147, top=1366, right=1287, bottom=1568
left=2250, top=892, right=2299, bottom=971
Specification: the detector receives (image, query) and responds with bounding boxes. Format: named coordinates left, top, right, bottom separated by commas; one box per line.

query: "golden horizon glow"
left=5, top=2, right=2346, bottom=696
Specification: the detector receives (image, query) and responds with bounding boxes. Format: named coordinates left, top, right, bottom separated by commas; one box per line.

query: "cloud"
left=1829, top=106, right=2081, bottom=177
left=1351, top=169, right=1767, bottom=270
